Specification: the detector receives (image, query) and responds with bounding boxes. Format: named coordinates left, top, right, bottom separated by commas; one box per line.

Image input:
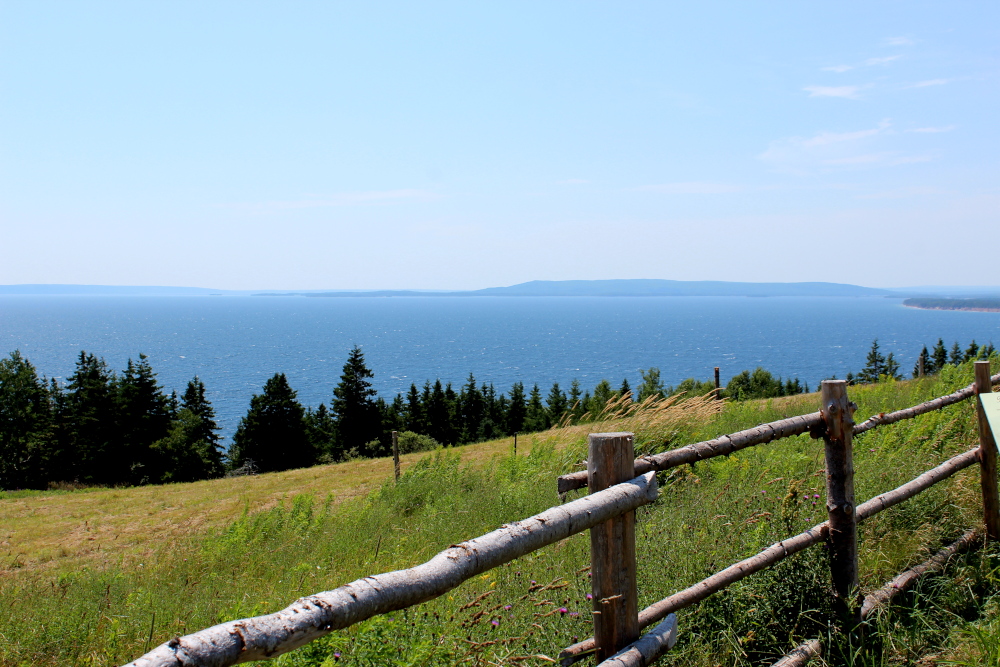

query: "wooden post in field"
left=820, top=380, right=859, bottom=625
left=588, top=432, right=639, bottom=661
left=975, top=361, right=1000, bottom=539
left=392, top=430, right=400, bottom=482
left=714, top=367, right=721, bottom=398
left=918, top=355, right=925, bottom=378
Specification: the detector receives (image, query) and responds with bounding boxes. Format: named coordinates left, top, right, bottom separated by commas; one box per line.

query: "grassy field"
left=1, top=364, right=999, bottom=666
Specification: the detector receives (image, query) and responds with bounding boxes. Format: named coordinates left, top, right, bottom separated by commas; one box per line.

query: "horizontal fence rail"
left=558, top=445, right=983, bottom=664
left=125, top=473, right=658, bottom=667
left=558, top=372, right=1000, bottom=494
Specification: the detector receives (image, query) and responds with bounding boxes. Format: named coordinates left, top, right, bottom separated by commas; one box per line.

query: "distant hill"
left=0, top=279, right=906, bottom=298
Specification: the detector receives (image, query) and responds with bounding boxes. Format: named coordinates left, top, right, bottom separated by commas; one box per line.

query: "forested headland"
left=2, top=336, right=990, bottom=491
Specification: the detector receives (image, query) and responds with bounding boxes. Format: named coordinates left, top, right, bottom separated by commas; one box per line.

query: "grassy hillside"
left=1, top=364, right=997, bottom=666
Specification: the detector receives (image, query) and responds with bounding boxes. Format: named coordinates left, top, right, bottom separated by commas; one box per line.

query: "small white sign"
left=981, top=393, right=1000, bottom=440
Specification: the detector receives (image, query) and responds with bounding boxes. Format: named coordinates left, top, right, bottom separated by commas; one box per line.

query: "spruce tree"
left=305, top=403, right=337, bottom=460
left=619, top=378, right=631, bottom=401
left=230, top=373, right=311, bottom=473
left=545, top=382, right=568, bottom=427
left=931, top=339, right=948, bottom=372
left=568, top=379, right=583, bottom=419
left=479, top=382, right=503, bottom=440
left=506, top=382, right=527, bottom=435
left=117, top=354, right=173, bottom=484
left=426, top=380, right=453, bottom=445
left=588, top=380, right=615, bottom=416
left=0, top=351, right=53, bottom=490
left=404, top=384, right=424, bottom=434
left=525, top=384, right=548, bottom=432
left=965, top=340, right=981, bottom=362
left=950, top=342, right=963, bottom=366
left=154, top=375, right=224, bottom=482
left=331, top=346, right=381, bottom=456
left=884, top=352, right=901, bottom=381
left=459, top=373, right=485, bottom=443
left=61, top=351, right=118, bottom=484
left=858, top=339, right=886, bottom=384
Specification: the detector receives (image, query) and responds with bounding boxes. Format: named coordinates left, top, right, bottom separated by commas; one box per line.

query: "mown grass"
left=1, top=362, right=999, bottom=666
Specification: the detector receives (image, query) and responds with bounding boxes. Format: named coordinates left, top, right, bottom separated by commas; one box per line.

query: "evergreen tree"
left=426, top=380, right=455, bottom=445
left=950, top=341, right=963, bottom=366
left=637, top=368, right=665, bottom=401
left=506, top=382, right=527, bottom=435
left=159, top=375, right=225, bottom=480
left=545, top=382, right=568, bottom=427
left=60, top=352, right=118, bottom=484
left=230, top=373, right=311, bottom=473
left=404, top=384, right=424, bottom=434
left=568, top=379, right=583, bottom=420
left=857, top=339, right=886, bottom=384
left=443, top=382, right=460, bottom=445
left=117, top=354, right=173, bottom=484
left=459, top=373, right=485, bottom=443
left=984, top=342, right=997, bottom=358
left=331, top=346, right=381, bottom=456
left=931, top=339, right=948, bottom=372
left=479, top=382, right=503, bottom=441
left=913, top=346, right=930, bottom=378
left=883, top=352, right=902, bottom=381
left=965, top=340, right=981, bottom=362
left=619, top=378, right=631, bottom=401
left=588, top=380, right=615, bottom=417
left=0, top=351, right=52, bottom=490
left=525, top=384, right=548, bottom=431
left=305, top=403, right=337, bottom=461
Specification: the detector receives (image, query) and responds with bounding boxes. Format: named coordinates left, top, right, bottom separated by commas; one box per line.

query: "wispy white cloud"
left=632, top=182, right=747, bottom=194
left=823, top=65, right=854, bottom=73
left=857, top=186, right=949, bottom=200
left=759, top=120, right=928, bottom=173
left=220, top=189, right=439, bottom=213
left=906, top=79, right=949, bottom=88
left=865, top=55, right=901, bottom=66
left=804, top=85, right=864, bottom=99
left=885, top=36, right=915, bottom=46
left=907, top=125, right=956, bottom=133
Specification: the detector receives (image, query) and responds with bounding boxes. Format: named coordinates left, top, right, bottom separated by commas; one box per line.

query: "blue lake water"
left=2, top=295, right=999, bottom=443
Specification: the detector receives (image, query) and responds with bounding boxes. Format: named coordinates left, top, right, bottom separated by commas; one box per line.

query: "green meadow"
left=2, top=362, right=999, bottom=666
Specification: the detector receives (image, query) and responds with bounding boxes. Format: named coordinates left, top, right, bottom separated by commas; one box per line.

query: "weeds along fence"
left=124, top=362, right=1000, bottom=667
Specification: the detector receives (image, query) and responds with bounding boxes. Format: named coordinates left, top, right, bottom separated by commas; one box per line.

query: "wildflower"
left=559, top=607, right=568, bottom=615
left=760, top=490, right=765, bottom=495
left=813, top=494, right=820, bottom=498
left=333, top=653, right=341, bottom=660
left=530, top=580, right=536, bottom=585
left=504, top=605, right=512, bottom=610
left=491, top=619, right=500, bottom=627
left=569, top=612, right=579, bottom=617
left=586, top=593, right=593, bottom=600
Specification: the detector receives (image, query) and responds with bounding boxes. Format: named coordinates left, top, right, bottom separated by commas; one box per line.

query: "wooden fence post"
left=589, top=432, right=640, bottom=661
left=392, top=430, right=400, bottom=482
left=975, top=361, right=1000, bottom=540
left=918, top=355, right=925, bottom=378
left=820, top=380, right=859, bottom=625
left=714, top=367, right=721, bottom=399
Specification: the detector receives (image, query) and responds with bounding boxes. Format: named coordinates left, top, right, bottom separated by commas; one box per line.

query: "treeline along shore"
left=0, top=335, right=992, bottom=491
left=904, top=297, right=1000, bottom=312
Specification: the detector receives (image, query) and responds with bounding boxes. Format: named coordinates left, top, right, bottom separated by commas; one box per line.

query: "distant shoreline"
left=903, top=297, right=1000, bottom=313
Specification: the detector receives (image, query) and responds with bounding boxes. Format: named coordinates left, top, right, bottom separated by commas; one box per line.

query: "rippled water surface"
left=2, top=295, right=999, bottom=441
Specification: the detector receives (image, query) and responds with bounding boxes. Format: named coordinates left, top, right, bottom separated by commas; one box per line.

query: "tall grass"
left=0, top=362, right=998, bottom=666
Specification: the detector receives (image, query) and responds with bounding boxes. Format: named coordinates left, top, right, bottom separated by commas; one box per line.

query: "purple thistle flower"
left=813, top=494, right=820, bottom=498
left=491, top=619, right=500, bottom=627
left=504, top=605, right=512, bottom=610
left=586, top=593, right=593, bottom=600
left=559, top=607, right=568, bottom=615
left=333, top=653, right=341, bottom=660
left=530, top=580, right=536, bottom=585
left=569, top=611, right=579, bottom=617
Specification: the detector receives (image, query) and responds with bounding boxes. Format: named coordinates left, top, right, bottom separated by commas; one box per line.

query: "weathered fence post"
left=589, top=432, right=640, bottom=661
left=821, top=380, right=859, bottom=625
left=392, top=430, right=400, bottom=482
left=918, top=355, right=925, bottom=378
left=975, top=361, right=1000, bottom=540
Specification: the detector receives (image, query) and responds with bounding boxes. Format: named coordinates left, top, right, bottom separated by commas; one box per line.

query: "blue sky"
left=1, top=2, right=996, bottom=290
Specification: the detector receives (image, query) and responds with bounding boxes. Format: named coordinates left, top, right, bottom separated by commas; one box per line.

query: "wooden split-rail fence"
left=124, top=361, right=1000, bottom=667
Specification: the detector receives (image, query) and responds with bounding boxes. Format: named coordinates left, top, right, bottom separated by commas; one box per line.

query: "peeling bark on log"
left=558, top=413, right=823, bottom=493
left=559, top=447, right=980, bottom=665
left=860, top=529, right=980, bottom=619
left=596, top=614, right=677, bottom=667
left=853, top=370, right=1000, bottom=436
left=124, top=472, right=659, bottom=667
left=769, top=639, right=822, bottom=667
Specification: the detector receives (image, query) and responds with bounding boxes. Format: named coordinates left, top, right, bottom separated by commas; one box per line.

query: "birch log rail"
left=596, top=614, right=678, bottom=667
left=124, top=472, right=658, bottom=667
left=557, top=413, right=824, bottom=493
